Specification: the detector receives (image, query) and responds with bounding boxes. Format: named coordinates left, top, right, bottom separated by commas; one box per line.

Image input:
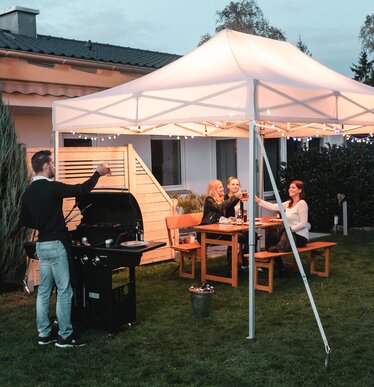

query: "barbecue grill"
left=24, top=188, right=165, bottom=335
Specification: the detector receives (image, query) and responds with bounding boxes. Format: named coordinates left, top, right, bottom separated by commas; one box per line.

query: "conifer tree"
left=0, top=94, right=30, bottom=281
left=296, top=34, right=312, bottom=56
left=351, top=50, right=374, bottom=86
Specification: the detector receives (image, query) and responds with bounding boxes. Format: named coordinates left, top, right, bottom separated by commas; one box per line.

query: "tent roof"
left=53, top=29, right=374, bottom=137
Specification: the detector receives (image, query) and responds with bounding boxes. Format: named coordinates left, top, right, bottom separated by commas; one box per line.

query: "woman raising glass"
left=255, top=180, right=309, bottom=276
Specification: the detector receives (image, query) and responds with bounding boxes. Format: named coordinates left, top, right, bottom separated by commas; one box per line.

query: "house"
left=1, top=5, right=342, bottom=197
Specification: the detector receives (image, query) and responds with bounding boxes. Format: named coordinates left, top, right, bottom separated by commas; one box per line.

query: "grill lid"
left=75, top=189, right=142, bottom=229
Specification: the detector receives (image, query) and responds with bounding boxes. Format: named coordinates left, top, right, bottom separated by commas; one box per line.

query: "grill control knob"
left=92, top=256, right=101, bottom=266
left=80, top=254, right=89, bottom=265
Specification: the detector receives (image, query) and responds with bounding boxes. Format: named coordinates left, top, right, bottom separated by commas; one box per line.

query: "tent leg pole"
left=247, top=120, right=256, bottom=340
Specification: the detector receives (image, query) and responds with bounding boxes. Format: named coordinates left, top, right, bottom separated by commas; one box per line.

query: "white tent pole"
left=247, top=120, right=256, bottom=340
left=256, top=135, right=332, bottom=360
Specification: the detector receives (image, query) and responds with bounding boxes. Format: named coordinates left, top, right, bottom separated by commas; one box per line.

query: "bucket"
left=189, top=283, right=214, bottom=319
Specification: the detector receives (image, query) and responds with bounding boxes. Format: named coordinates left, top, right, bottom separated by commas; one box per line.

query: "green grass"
left=1, top=231, right=373, bottom=386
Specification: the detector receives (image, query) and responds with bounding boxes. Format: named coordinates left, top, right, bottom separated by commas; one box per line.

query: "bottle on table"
left=135, top=220, right=144, bottom=241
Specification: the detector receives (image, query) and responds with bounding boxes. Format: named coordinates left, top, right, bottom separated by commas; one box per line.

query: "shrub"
left=169, top=192, right=206, bottom=214
left=279, top=142, right=374, bottom=232
left=0, top=96, right=31, bottom=281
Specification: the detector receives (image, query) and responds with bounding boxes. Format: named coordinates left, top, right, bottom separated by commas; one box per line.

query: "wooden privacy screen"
left=26, top=145, right=176, bottom=264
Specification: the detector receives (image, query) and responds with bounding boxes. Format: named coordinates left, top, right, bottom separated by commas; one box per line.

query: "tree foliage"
left=351, top=50, right=374, bottom=86
left=359, top=14, right=374, bottom=54
left=296, top=34, right=312, bottom=56
left=279, top=143, right=374, bottom=232
left=198, top=0, right=286, bottom=46
left=0, top=95, right=31, bottom=281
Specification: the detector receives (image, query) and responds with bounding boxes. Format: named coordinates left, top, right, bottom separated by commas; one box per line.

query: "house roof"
left=0, top=29, right=180, bottom=69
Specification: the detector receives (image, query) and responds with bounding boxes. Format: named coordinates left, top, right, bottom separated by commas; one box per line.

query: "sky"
left=1, top=0, right=372, bottom=76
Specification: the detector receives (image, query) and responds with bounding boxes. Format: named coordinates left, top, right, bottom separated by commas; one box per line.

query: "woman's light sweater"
left=258, top=199, right=309, bottom=240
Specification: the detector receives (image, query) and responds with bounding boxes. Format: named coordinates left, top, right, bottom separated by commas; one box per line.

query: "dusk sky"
left=1, top=0, right=372, bottom=76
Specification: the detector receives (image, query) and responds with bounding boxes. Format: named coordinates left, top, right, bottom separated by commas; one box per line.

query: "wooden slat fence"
left=26, top=145, right=176, bottom=265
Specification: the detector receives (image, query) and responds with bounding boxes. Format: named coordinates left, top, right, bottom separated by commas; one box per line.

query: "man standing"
left=21, top=150, right=107, bottom=348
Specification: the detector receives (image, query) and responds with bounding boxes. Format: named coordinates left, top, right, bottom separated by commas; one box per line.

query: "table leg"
left=201, top=232, right=207, bottom=283
left=232, top=234, right=238, bottom=287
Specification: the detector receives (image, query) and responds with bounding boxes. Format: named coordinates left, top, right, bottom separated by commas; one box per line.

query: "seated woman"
left=255, top=180, right=309, bottom=276
left=198, top=179, right=248, bottom=272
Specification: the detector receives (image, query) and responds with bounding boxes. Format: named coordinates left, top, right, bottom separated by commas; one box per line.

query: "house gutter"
left=0, top=49, right=155, bottom=75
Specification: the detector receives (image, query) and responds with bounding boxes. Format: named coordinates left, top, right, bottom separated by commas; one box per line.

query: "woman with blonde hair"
left=198, top=179, right=248, bottom=273
left=200, top=179, right=241, bottom=225
left=225, top=176, right=245, bottom=218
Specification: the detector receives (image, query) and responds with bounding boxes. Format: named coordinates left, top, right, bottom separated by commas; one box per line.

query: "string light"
left=67, top=131, right=123, bottom=142
left=346, top=134, right=374, bottom=144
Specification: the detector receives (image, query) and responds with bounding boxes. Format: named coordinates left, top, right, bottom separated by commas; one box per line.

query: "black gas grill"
left=25, top=188, right=165, bottom=335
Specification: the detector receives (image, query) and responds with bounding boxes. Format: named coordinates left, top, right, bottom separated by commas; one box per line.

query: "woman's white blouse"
left=259, top=199, right=309, bottom=240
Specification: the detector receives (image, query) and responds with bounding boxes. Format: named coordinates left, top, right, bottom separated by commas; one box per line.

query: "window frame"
left=150, top=137, right=186, bottom=191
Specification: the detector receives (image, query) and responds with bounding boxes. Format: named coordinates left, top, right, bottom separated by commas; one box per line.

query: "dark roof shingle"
left=0, top=30, right=180, bottom=69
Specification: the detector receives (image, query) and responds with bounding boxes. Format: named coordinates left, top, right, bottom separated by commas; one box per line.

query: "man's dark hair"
left=31, top=150, right=52, bottom=173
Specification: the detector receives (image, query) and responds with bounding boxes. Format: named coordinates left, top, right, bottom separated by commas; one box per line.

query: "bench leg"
left=310, top=248, right=330, bottom=277
left=179, top=251, right=196, bottom=279
left=255, top=259, right=274, bottom=293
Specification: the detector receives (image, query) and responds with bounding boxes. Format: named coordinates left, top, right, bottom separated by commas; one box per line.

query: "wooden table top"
left=194, top=217, right=283, bottom=233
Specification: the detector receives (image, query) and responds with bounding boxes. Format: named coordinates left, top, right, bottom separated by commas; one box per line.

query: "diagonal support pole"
left=255, top=130, right=331, bottom=364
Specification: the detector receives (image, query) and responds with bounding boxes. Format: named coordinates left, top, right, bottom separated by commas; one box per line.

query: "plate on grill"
left=121, top=241, right=149, bottom=248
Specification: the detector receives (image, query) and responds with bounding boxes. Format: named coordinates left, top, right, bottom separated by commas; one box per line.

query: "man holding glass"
left=20, top=150, right=107, bottom=348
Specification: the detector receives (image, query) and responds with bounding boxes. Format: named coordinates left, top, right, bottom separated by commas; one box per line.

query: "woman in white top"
left=255, top=180, right=309, bottom=275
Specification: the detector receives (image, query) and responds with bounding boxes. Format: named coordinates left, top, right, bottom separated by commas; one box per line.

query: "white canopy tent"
left=53, top=30, right=374, bottom=359
left=53, top=29, right=374, bottom=137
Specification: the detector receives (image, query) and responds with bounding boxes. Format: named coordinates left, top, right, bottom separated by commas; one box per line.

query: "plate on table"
left=255, top=222, right=264, bottom=227
left=269, top=218, right=283, bottom=222
left=121, top=241, right=149, bottom=248
left=218, top=222, right=233, bottom=226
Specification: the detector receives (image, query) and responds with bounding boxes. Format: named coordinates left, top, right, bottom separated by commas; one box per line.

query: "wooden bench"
left=248, top=241, right=337, bottom=293
left=165, top=213, right=203, bottom=279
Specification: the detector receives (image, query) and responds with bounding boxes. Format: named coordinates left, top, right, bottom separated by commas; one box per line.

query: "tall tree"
left=199, top=0, right=286, bottom=46
left=0, top=95, right=30, bottom=282
left=351, top=50, right=374, bottom=86
left=359, top=14, right=374, bottom=54
left=296, top=34, right=312, bottom=56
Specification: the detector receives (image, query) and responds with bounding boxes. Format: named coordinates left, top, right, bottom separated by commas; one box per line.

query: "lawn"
left=0, top=231, right=373, bottom=386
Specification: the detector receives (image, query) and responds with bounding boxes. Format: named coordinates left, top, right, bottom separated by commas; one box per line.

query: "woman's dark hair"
left=31, top=150, right=52, bottom=173
left=288, top=180, right=306, bottom=208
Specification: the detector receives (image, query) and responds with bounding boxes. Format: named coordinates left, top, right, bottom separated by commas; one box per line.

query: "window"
left=151, top=139, right=182, bottom=186
left=263, top=138, right=280, bottom=192
left=216, top=139, right=237, bottom=185
left=64, top=138, right=92, bottom=147
left=308, top=137, right=322, bottom=151
left=287, top=138, right=303, bottom=155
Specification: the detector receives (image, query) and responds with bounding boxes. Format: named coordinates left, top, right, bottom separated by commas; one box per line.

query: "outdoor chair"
left=165, top=213, right=203, bottom=279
